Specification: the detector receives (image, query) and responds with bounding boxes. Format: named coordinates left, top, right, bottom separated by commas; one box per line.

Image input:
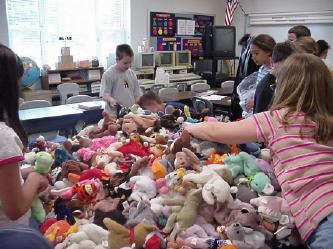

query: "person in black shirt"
left=253, top=41, right=297, bottom=114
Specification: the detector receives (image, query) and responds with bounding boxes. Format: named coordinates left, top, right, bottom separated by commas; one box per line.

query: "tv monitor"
left=175, top=50, right=192, bottom=67
left=134, top=52, right=155, bottom=69
left=156, top=51, right=175, bottom=67
left=213, top=26, right=236, bottom=57
left=203, top=25, right=236, bottom=58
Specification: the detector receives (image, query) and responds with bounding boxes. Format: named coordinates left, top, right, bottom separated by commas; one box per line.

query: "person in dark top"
left=231, top=34, right=261, bottom=120
left=253, top=41, right=297, bottom=114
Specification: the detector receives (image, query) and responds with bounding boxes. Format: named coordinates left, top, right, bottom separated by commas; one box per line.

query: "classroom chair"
left=19, top=100, right=61, bottom=142
left=158, top=87, right=179, bottom=98
left=57, top=83, right=80, bottom=104
left=150, top=84, right=165, bottom=95
left=221, top=80, right=234, bottom=95
left=66, top=95, right=94, bottom=104
left=190, top=82, right=211, bottom=92
left=176, top=83, right=188, bottom=92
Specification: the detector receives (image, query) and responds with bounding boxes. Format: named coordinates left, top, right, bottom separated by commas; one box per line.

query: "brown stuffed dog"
left=91, top=112, right=120, bottom=138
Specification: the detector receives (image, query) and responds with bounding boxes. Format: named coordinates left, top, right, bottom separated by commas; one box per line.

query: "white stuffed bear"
left=128, top=175, right=157, bottom=202
left=183, top=166, right=233, bottom=205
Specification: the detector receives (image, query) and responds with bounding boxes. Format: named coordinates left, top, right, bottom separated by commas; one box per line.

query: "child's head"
left=272, top=53, right=333, bottom=143
left=317, top=40, right=330, bottom=59
left=115, top=44, right=134, bottom=71
left=137, top=91, right=165, bottom=113
left=250, top=34, right=276, bottom=66
left=294, top=37, right=318, bottom=56
left=271, top=41, right=297, bottom=76
left=288, top=25, right=311, bottom=42
left=0, top=44, right=27, bottom=145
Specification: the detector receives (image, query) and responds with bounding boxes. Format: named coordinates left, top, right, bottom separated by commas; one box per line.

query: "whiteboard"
left=245, top=21, right=333, bottom=60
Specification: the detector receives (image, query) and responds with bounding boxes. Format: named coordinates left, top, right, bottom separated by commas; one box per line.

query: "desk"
left=66, top=101, right=105, bottom=125
left=160, top=88, right=231, bottom=107
left=19, top=105, right=83, bottom=134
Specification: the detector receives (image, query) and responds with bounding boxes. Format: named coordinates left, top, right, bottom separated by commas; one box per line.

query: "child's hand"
left=106, top=96, right=117, bottom=106
left=27, top=172, right=49, bottom=194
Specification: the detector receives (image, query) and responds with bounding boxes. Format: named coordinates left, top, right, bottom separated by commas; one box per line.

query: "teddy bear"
left=174, top=148, right=201, bottom=172
left=183, top=166, right=233, bottom=205
left=224, top=151, right=260, bottom=178
left=128, top=175, right=157, bottom=202
left=225, top=223, right=270, bottom=249
left=103, top=217, right=163, bottom=249
left=163, top=188, right=203, bottom=241
left=90, top=111, right=121, bottom=138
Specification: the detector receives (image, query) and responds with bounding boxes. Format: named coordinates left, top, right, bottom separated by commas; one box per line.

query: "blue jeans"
left=307, top=213, right=333, bottom=249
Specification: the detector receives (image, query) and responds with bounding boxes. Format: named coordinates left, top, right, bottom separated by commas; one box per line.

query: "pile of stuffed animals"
left=23, top=104, right=305, bottom=249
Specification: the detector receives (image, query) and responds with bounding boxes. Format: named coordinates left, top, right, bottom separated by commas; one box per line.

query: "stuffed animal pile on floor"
left=23, top=105, right=306, bottom=249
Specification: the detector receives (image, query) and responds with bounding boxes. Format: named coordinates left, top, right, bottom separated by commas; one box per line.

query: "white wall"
left=130, top=0, right=225, bottom=50
left=0, top=0, right=9, bottom=46
left=233, top=0, right=333, bottom=59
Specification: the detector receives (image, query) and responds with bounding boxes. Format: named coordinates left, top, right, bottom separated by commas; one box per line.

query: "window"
left=6, top=0, right=130, bottom=67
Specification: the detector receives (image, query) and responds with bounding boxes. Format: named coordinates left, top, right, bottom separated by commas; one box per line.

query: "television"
left=134, top=52, right=155, bottom=69
left=175, top=50, right=191, bottom=67
left=203, top=25, right=236, bottom=58
left=155, top=51, right=175, bottom=67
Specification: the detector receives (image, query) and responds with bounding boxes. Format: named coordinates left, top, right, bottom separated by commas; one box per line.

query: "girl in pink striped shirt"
left=186, top=53, right=333, bottom=248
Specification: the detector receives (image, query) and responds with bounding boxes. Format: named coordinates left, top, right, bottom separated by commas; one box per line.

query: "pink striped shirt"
left=253, top=110, right=333, bottom=241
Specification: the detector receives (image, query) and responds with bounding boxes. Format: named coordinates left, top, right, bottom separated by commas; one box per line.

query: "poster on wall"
left=150, top=12, right=176, bottom=37
left=182, top=37, right=204, bottom=57
left=193, top=15, right=215, bottom=36
left=157, top=37, right=182, bottom=51
left=177, top=19, right=196, bottom=36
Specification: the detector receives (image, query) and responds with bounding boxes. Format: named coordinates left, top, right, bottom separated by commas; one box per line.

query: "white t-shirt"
left=0, top=122, right=30, bottom=227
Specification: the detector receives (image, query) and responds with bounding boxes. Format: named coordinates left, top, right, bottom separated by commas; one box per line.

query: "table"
left=66, top=101, right=105, bottom=125
left=19, top=105, right=83, bottom=134
left=160, top=88, right=231, bottom=107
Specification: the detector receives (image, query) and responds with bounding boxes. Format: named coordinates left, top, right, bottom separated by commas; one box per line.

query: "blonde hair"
left=294, top=37, right=318, bottom=55
left=271, top=53, right=333, bottom=143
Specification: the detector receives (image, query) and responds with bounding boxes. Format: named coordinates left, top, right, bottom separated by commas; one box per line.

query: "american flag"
left=224, top=0, right=239, bottom=26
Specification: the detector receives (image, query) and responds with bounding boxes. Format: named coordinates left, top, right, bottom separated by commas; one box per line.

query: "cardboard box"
left=61, top=47, right=71, bottom=56
left=21, top=89, right=53, bottom=103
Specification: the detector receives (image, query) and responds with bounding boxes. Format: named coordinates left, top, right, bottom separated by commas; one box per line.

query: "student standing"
left=288, top=25, right=311, bottom=42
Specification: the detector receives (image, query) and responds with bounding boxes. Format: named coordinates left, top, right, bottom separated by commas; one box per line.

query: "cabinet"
left=41, top=67, right=104, bottom=100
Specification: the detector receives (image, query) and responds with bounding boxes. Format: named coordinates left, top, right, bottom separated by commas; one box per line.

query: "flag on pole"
left=224, top=0, right=239, bottom=26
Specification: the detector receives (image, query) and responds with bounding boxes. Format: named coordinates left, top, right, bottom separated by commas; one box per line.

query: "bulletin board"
left=149, top=11, right=214, bottom=58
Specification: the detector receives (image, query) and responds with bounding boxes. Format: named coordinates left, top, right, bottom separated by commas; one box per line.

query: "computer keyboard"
left=169, top=73, right=201, bottom=82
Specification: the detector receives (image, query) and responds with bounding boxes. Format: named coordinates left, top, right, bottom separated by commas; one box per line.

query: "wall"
left=130, top=0, right=225, bottom=51
left=0, top=0, right=9, bottom=46
left=233, top=0, right=333, bottom=59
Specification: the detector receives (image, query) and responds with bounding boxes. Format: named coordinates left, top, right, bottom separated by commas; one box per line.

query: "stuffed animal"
left=151, top=158, right=173, bottom=179
left=165, top=167, right=187, bottom=193
left=90, top=112, right=121, bottom=138
left=32, top=151, right=53, bottom=223
left=190, top=139, right=231, bottom=158
left=128, top=175, right=157, bottom=202
left=183, top=166, right=233, bottom=205
left=224, top=151, right=260, bottom=178
left=44, top=220, right=71, bottom=244
left=225, top=223, right=269, bottom=249
left=126, top=201, right=158, bottom=227
left=174, top=148, right=201, bottom=171
left=163, top=188, right=203, bottom=241
left=255, top=158, right=280, bottom=191
left=103, top=217, right=161, bottom=249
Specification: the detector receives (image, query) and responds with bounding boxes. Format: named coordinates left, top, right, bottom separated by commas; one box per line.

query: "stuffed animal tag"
left=279, top=215, right=289, bottom=225
left=102, top=240, right=109, bottom=248
left=190, top=237, right=198, bottom=246
left=122, top=200, right=130, bottom=209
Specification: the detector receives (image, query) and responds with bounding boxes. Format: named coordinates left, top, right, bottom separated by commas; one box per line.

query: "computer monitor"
left=213, top=26, right=236, bottom=58
left=155, top=51, right=175, bottom=67
left=175, top=50, right=192, bottom=67
left=134, top=52, right=155, bottom=69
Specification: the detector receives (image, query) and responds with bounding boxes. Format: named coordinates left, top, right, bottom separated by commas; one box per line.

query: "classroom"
left=0, top=0, right=333, bottom=248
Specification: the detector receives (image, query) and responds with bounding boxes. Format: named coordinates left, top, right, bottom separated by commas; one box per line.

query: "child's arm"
left=100, top=72, right=117, bottom=106
left=0, top=163, right=48, bottom=220
left=132, top=74, right=141, bottom=102
left=185, top=117, right=258, bottom=145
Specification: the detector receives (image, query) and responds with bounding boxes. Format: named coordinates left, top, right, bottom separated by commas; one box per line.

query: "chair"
left=57, top=83, right=80, bottom=104
left=66, top=95, right=94, bottom=104
left=221, top=80, right=234, bottom=95
left=191, top=97, right=213, bottom=115
left=19, top=100, right=60, bottom=142
left=176, top=83, right=188, bottom=92
left=140, top=86, right=146, bottom=96
left=150, top=84, right=165, bottom=95
left=19, top=100, right=52, bottom=110
left=19, top=97, right=25, bottom=106
left=158, top=87, right=179, bottom=98
left=190, top=82, right=210, bottom=92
